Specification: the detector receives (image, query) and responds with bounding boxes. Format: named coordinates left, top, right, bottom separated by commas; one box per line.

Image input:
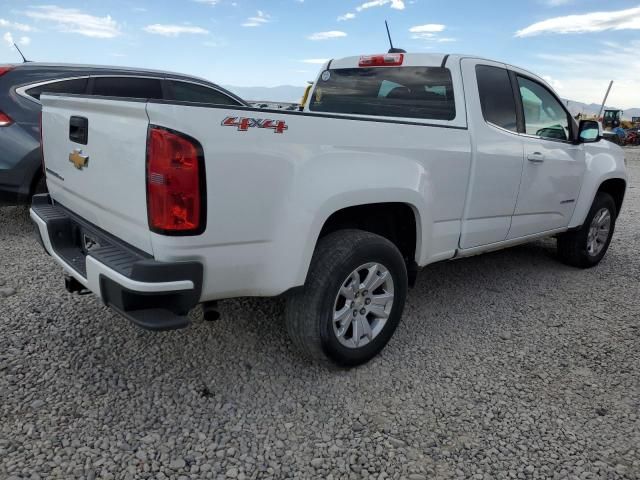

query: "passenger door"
left=506, top=74, right=586, bottom=239
left=459, top=59, right=524, bottom=248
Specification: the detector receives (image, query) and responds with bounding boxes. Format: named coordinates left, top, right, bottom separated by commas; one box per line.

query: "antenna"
left=385, top=20, right=406, bottom=54
left=13, top=43, right=30, bottom=63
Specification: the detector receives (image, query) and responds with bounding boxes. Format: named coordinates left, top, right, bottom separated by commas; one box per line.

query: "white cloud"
left=542, top=75, right=563, bottom=90
left=545, top=0, right=572, bottom=5
left=0, top=19, right=32, bottom=32
left=409, top=24, right=451, bottom=41
left=242, top=10, right=270, bottom=27
left=345, top=0, right=404, bottom=20
left=338, top=13, right=356, bottom=21
left=532, top=40, right=640, bottom=108
left=355, top=0, right=404, bottom=12
left=515, top=6, right=640, bottom=37
left=1, top=32, right=29, bottom=48
left=144, top=24, right=209, bottom=36
left=356, top=0, right=386, bottom=10
left=307, top=30, right=347, bottom=41
left=301, top=58, right=330, bottom=64
left=24, top=6, right=121, bottom=38
left=409, top=24, right=446, bottom=33
left=3, top=31, right=13, bottom=47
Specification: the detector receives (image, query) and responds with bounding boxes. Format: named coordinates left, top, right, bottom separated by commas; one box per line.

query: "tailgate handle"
left=69, top=116, right=88, bottom=145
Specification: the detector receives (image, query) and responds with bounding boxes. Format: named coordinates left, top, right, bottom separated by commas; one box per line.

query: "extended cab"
left=31, top=53, right=627, bottom=367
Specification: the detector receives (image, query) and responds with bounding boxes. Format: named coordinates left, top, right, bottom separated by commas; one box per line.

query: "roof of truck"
left=325, top=52, right=551, bottom=91
left=328, top=52, right=521, bottom=69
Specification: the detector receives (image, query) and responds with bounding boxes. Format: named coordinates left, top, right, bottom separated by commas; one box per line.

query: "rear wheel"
left=286, top=229, right=408, bottom=367
left=557, top=192, right=617, bottom=268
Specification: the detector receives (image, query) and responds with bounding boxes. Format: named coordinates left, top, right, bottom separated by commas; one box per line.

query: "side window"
left=517, top=76, right=570, bottom=141
left=476, top=65, right=517, bottom=132
left=91, top=77, right=163, bottom=99
left=168, top=81, right=240, bottom=105
left=26, top=78, right=88, bottom=101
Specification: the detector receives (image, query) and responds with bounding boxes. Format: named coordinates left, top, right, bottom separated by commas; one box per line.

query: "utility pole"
left=597, top=81, right=613, bottom=120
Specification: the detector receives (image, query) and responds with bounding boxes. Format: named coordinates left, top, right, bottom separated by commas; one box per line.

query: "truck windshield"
left=309, top=67, right=455, bottom=121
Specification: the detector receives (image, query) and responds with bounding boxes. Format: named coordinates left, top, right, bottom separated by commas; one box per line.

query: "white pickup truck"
left=31, top=53, right=627, bottom=367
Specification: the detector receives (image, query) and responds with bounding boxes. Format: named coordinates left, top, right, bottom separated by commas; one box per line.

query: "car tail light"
left=0, top=111, right=13, bottom=127
left=146, top=126, right=206, bottom=235
left=0, top=66, right=14, bottom=77
left=359, top=54, right=404, bottom=67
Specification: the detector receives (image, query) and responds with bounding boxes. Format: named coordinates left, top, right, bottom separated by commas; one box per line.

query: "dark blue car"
left=0, top=62, right=247, bottom=205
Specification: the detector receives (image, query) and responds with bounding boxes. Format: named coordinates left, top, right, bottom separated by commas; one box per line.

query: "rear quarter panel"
left=146, top=103, right=472, bottom=300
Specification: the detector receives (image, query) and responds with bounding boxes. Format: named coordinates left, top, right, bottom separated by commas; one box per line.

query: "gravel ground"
left=1, top=148, right=639, bottom=480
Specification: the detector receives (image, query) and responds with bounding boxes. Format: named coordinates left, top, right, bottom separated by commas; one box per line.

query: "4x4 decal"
left=222, top=116, right=288, bottom=134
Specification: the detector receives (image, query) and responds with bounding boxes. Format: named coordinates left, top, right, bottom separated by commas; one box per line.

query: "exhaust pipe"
left=202, top=301, right=220, bottom=322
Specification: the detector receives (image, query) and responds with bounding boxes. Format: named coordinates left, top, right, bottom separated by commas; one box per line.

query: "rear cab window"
left=308, top=56, right=462, bottom=125
left=304, top=53, right=467, bottom=129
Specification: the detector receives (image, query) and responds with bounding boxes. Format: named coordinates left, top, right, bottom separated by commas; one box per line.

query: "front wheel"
left=557, top=192, right=617, bottom=268
left=286, top=229, right=408, bottom=367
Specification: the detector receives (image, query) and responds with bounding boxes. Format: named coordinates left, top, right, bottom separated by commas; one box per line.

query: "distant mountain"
left=224, top=85, right=640, bottom=120
left=223, top=85, right=305, bottom=104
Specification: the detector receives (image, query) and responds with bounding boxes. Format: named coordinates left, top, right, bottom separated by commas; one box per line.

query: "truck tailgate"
left=41, top=95, right=152, bottom=253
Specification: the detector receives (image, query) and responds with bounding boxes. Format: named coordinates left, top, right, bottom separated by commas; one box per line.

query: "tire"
left=557, top=192, right=617, bottom=268
left=286, top=229, right=408, bottom=367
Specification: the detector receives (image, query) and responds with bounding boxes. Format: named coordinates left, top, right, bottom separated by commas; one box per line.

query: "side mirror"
left=577, top=120, right=601, bottom=143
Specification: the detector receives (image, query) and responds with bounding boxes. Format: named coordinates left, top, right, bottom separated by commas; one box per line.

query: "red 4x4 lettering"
left=222, top=116, right=288, bottom=134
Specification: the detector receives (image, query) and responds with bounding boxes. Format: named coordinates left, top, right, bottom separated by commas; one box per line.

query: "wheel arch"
left=320, top=201, right=419, bottom=257
left=309, top=199, right=423, bottom=287
left=597, top=178, right=626, bottom=218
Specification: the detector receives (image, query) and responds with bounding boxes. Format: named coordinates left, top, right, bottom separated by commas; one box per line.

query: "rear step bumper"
left=30, top=194, right=203, bottom=331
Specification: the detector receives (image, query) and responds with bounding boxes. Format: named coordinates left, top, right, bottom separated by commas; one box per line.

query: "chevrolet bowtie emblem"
left=69, top=149, right=89, bottom=170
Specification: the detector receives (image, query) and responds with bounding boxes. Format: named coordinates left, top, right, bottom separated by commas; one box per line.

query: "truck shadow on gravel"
left=94, top=236, right=570, bottom=381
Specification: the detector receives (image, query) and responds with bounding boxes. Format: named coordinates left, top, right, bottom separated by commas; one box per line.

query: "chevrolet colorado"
left=31, top=53, right=627, bottom=366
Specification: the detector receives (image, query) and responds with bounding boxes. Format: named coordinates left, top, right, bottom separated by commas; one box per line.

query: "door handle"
left=527, top=152, right=545, bottom=163
left=69, top=116, right=88, bottom=145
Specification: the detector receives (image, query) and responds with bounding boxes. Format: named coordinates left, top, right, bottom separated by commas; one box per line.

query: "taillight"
left=359, top=53, right=404, bottom=67
left=1, top=67, right=16, bottom=126
left=0, top=111, right=13, bottom=127
left=146, top=126, right=206, bottom=235
left=0, top=66, right=14, bottom=77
